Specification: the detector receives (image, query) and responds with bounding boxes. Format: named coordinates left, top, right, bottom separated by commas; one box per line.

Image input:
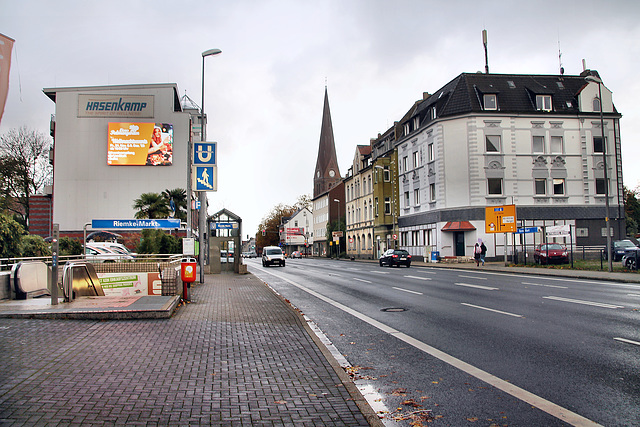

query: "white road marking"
left=522, top=282, right=568, bottom=289
left=353, top=278, right=372, bottom=284
left=371, top=270, right=390, bottom=274
left=627, top=293, right=640, bottom=297
left=258, top=268, right=602, bottom=427
left=459, top=274, right=487, bottom=280
left=392, top=286, right=423, bottom=295
left=404, top=275, right=432, bottom=281
left=454, top=282, right=499, bottom=291
left=543, top=296, right=624, bottom=309
left=461, top=303, right=523, bottom=318
left=614, top=337, right=640, bottom=347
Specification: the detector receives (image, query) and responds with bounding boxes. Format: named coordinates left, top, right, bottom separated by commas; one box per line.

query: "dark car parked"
left=533, top=243, right=568, bottom=264
left=379, top=249, right=412, bottom=267
left=604, top=239, right=640, bottom=261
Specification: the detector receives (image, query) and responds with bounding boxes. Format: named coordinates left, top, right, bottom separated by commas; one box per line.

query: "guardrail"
left=0, top=254, right=183, bottom=272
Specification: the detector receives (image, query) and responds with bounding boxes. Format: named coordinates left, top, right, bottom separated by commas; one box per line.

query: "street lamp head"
left=585, top=75, right=602, bottom=84
left=202, top=48, right=222, bottom=58
left=333, top=199, right=340, bottom=203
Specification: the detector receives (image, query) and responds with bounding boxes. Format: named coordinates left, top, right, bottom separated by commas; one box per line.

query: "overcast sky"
left=1, top=0, right=639, bottom=237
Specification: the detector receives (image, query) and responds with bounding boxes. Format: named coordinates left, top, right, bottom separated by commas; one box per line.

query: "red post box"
left=180, top=258, right=197, bottom=301
left=181, top=258, right=197, bottom=283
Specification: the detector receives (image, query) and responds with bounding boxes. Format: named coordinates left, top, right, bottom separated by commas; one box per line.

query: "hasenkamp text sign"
left=78, top=94, right=154, bottom=118
left=92, top=219, right=181, bottom=229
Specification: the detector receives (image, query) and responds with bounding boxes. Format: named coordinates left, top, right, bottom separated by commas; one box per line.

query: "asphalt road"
left=247, top=257, right=640, bottom=426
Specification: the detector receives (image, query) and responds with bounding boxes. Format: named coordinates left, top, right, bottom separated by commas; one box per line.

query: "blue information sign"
left=516, top=227, right=540, bottom=234
left=92, top=219, right=181, bottom=229
left=193, top=165, right=217, bottom=191
left=194, top=142, right=216, bottom=165
left=211, top=222, right=236, bottom=230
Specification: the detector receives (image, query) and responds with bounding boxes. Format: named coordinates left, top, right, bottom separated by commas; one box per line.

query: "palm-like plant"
left=162, top=188, right=187, bottom=221
left=133, top=192, right=170, bottom=219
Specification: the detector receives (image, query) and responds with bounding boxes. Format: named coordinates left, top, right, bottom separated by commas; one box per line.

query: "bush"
left=0, top=213, right=24, bottom=258
left=20, top=234, right=51, bottom=257
left=59, top=237, right=83, bottom=256
left=137, top=229, right=180, bottom=254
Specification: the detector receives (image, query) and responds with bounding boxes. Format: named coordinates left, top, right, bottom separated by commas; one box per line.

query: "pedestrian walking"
left=479, top=239, right=487, bottom=266
left=474, top=242, right=481, bottom=266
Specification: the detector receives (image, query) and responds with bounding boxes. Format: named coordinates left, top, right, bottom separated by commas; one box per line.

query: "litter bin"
left=430, top=251, right=439, bottom=263
left=180, top=257, right=197, bottom=300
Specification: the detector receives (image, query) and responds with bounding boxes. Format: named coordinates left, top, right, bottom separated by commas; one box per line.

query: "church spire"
left=313, top=87, right=341, bottom=198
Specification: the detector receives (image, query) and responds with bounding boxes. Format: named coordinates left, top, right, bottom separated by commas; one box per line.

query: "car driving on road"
left=379, top=249, right=411, bottom=267
left=262, top=246, right=285, bottom=267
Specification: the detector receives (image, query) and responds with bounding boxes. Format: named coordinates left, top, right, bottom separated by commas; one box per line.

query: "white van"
left=262, top=246, right=285, bottom=267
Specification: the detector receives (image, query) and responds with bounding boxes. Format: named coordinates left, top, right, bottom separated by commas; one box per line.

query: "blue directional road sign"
left=194, top=142, right=216, bottom=165
left=193, top=165, right=217, bottom=191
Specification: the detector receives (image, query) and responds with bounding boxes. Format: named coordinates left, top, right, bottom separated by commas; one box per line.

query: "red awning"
left=441, top=221, right=476, bottom=232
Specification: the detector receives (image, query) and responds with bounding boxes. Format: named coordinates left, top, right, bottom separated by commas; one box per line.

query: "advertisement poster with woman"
left=107, top=122, right=173, bottom=165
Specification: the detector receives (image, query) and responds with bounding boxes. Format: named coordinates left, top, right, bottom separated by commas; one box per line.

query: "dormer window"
left=403, top=122, right=410, bottom=135
left=536, top=95, right=552, bottom=111
left=413, top=116, right=420, bottom=130
left=483, top=94, right=498, bottom=110
left=593, top=97, right=601, bottom=112
left=431, top=106, right=437, bottom=120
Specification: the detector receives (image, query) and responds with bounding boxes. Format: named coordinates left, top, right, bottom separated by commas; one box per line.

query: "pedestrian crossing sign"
left=193, top=165, right=217, bottom=191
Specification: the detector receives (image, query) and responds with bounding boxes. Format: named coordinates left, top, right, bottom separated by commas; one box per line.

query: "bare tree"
left=0, top=126, right=52, bottom=228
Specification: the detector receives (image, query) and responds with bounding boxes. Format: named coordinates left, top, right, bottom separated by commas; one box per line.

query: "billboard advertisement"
left=108, top=122, right=173, bottom=166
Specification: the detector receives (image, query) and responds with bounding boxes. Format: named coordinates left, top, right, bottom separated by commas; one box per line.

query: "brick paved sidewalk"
left=0, top=273, right=377, bottom=426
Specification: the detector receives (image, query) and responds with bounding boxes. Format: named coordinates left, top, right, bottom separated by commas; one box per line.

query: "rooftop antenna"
left=482, top=29, right=489, bottom=74
left=558, top=37, right=564, bottom=75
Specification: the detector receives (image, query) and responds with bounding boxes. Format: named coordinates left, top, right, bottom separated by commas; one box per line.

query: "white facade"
left=281, top=207, right=313, bottom=249
left=44, top=84, right=190, bottom=231
left=395, top=73, right=621, bottom=260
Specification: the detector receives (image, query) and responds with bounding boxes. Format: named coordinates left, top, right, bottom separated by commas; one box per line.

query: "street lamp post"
left=199, top=48, right=222, bottom=283
left=333, top=198, right=340, bottom=258
left=585, top=75, right=612, bottom=272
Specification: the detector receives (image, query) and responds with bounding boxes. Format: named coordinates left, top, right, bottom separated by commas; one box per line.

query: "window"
left=383, top=166, right=390, bottom=182
left=404, top=191, right=410, bottom=207
left=403, top=123, right=410, bottom=135
left=532, top=136, right=545, bottom=154
left=413, top=117, right=420, bottom=130
left=596, top=178, right=607, bottom=195
left=384, top=197, right=391, bottom=214
left=553, top=178, right=565, bottom=195
left=431, top=106, right=437, bottom=120
left=430, top=183, right=436, bottom=201
left=412, top=151, right=419, bottom=169
left=535, top=178, right=546, bottom=195
left=593, top=136, right=605, bottom=154
left=488, top=178, right=503, bottom=195
left=414, top=189, right=420, bottom=206
left=593, top=97, right=601, bottom=112
left=536, top=95, right=552, bottom=111
left=375, top=197, right=379, bottom=216
left=428, top=143, right=434, bottom=162
left=483, top=94, right=497, bottom=110
left=485, top=135, right=501, bottom=152
left=551, top=136, right=563, bottom=154
left=402, top=156, right=408, bottom=172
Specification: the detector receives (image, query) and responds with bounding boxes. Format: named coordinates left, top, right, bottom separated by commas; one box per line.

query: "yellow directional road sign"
left=485, top=204, right=516, bottom=233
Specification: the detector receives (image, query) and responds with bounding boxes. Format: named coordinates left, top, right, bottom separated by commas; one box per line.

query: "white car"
left=85, top=244, right=134, bottom=262
left=87, top=241, right=136, bottom=257
left=262, top=246, right=285, bottom=267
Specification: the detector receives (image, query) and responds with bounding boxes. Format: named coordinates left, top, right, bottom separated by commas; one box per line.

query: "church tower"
left=313, top=87, right=341, bottom=198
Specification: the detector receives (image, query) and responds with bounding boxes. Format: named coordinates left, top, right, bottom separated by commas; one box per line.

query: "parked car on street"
left=262, top=246, right=285, bottom=267
left=379, top=249, right=411, bottom=267
left=621, top=247, right=640, bottom=270
left=85, top=244, right=134, bottom=263
left=604, top=239, right=640, bottom=261
left=533, top=243, right=568, bottom=264
left=290, top=251, right=302, bottom=259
